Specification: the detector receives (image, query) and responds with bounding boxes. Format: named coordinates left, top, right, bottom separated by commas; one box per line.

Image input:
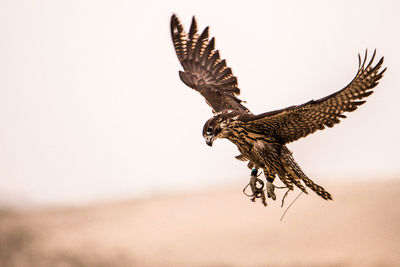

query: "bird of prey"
left=170, top=14, right=386, bottom=206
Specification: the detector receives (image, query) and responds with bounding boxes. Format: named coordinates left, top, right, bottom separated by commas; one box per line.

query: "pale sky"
left=0, top=0, right=399, bottom=206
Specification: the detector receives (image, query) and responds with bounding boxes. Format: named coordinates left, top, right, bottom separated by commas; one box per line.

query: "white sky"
left=0, top=0, right=399, bottom=206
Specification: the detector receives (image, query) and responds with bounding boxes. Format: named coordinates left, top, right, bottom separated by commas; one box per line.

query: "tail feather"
left=287, top=173, right=308, bottom=194
left=276, top=170, right=294, bottom=190
left=301, top=176, right=332, bottom=200
left=283, top=150, right=332, bottom=200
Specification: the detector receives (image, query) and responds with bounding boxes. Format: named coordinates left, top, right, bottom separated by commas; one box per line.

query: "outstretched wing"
left=245, top=50, right=386, bottom=144
left=171, top=14, right=250, bottom=114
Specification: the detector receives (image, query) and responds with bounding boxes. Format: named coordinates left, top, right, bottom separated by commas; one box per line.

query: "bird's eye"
left=206, top=127, right=213, bottom=134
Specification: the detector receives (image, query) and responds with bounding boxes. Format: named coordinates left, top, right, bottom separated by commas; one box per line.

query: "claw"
left=249, top=175, right=264, bottom=195
left=242, top=169, right=268, bottom=206
left=266, top=181, right=276, bottom=200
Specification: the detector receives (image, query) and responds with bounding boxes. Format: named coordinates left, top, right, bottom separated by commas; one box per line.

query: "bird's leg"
left=265, top=173, right=276, bottom=201
left=246, top=168, right=267, bottom=206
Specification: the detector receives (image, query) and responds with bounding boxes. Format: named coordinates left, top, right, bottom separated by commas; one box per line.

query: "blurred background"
left=0, top=0, right=399, bottom=266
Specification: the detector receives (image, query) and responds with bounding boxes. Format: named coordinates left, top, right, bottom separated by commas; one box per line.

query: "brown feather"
left=170, top=14, right=249, bottom=114
left=171, top=14, right=386, bottom=204
left=244, top=50, right=386, bottom=144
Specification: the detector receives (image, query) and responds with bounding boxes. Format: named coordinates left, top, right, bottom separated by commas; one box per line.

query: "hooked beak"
left=205, top=136, right=214, bottom=146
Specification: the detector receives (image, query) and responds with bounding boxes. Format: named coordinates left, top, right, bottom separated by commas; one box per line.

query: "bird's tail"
left=282, top=149, right=332, bottom=200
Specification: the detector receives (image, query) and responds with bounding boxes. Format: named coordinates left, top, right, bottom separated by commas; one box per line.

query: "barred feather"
left=172, top=15, right=386, bottom=204
left=283, top=150, right=332, bottom=200
left=170, top=14, right=249, bottom=113
left=245, top=50, right=386, bottom=144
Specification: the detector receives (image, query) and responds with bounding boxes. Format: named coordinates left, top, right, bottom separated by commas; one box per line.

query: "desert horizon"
left=1, top=178, right=399, bottom=267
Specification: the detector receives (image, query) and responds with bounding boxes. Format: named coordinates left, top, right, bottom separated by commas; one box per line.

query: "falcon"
left=170, top=14, right=386, bottom=206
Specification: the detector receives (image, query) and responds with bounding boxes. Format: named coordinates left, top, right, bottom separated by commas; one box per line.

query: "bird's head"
left=202, top=112, right=235, bottom=146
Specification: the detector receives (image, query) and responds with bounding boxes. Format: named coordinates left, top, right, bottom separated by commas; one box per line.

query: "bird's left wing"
left=243, top=50, right=386, bottom=144
left=171, top=14, right=250, bottom=114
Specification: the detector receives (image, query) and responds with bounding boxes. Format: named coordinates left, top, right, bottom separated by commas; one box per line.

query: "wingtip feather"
left=189, top=16, right=197, bottom=38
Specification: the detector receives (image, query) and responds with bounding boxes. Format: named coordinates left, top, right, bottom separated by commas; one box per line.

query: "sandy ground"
left=1, top=179, right=400, bottom=267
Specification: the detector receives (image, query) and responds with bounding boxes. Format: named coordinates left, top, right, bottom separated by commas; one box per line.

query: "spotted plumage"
left=171, top=14, right=386, bottom=205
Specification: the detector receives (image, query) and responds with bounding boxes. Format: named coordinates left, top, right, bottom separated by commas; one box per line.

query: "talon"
left=242, top=177, right=264, bottom=199
left=265, top=174, right=276, bottom=201
left=243, top=169, right=268, bottom=206
left=266, top=181, right=276, bottom=200
left=249, top=171, right=264, bottom=198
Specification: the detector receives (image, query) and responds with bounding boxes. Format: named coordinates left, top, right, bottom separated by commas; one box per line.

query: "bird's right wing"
left=243, top=50, right=386, bottom=144
left=171, top=14, right=250, bottom=114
